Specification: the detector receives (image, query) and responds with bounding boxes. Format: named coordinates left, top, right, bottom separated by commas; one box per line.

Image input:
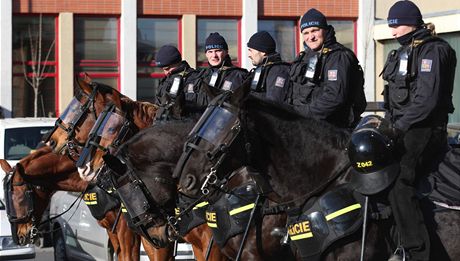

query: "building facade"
left=0, top=0, right=359, bottom=118
left=0, top=0, right=458, bottom=123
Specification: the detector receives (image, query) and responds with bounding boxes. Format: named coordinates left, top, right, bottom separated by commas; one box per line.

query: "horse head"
left=1, top=147, right=85, bottom=246
left=46, top=74, right=123, bottom=160
left=75, top=98, right=160, bottom=182
left=1, top=159, right=51, bottom=246
left=173, top=78, right=252, bottom=198
left=103, top=120, right=197, bottom=248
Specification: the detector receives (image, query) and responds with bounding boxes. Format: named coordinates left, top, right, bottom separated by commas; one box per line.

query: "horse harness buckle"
left=201, top=168, right=218, bottom=195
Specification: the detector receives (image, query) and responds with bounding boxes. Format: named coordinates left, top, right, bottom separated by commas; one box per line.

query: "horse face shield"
left=173, top=96, right=241, bottom=195
left=77, top=106, right=129, bottom=169
left=348, top=115, right=400, bottom=195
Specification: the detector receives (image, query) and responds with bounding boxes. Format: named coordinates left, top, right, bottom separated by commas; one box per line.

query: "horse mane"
left=119, top=119, right=197, bottom=168
left=245, top=94, right=350, bottom=149
left=120, top=97, right=158, bottom=128
left=95, top=81, right=127, bottom=98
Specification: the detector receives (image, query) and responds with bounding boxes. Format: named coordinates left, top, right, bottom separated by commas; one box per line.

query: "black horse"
left=172, top=83, right=460, bottom=260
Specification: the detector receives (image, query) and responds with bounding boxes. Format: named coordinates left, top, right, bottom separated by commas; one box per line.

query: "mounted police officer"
left=247, top=31, right=290, bottom=104
left=289, top=8, right=366, bottom=128
left=202, top=32, right=248, bottom=91
left=382, top=1, right=457, bottom=261
left=154, top=45, right=207, bottom=118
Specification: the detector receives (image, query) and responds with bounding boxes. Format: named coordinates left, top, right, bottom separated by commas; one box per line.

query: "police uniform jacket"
left=201, top=55, right=249, bottom=92
left=289, top=26, right=366, bottom=128
left=381, top=28, right=456, bottom=132
left=155, top=61, right=207, bottom=111
left=250, top=53, right=291, bottom=104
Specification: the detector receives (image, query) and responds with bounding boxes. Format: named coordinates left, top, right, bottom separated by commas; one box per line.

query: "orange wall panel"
left=259, top=0, right=358, bottom=19
left=13, top=0, right=121, bottom=14
left=140, top=0, right=242, bottom=16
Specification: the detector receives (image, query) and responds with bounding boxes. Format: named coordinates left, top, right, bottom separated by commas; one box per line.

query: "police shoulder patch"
left=187, top=83, right=195, bottom=93
left=222, top=80, right=233, bottom=91
left=421, top=59, right=432, bottom=72
left=275, top=76, right=286, bottom=88
left=328, top=70, right=338, bottom=81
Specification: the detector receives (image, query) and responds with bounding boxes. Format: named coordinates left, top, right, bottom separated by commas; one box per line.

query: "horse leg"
left=116, top=215, right=141, bottom=261
left=97, top=215, right=123, bottom=260
left=141, top=237, right=174, bottom=261
left=183, top=223, right=229, bottom=261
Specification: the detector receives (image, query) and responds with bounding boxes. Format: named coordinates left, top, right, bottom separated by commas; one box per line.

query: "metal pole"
left=360, top=196, right=369, bottom=261
left=236, top=195, right=261, bottom=261
left=205, top=236, right=214, bottom=261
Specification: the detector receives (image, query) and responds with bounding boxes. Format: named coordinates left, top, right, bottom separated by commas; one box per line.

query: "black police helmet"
left=348, top=116, right=400, bottom=195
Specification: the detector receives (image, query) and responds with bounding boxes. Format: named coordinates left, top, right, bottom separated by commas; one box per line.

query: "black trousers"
left=388, top=127, right=447, bottom=261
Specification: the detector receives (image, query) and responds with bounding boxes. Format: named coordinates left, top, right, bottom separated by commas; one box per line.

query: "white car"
left=0, top=117, right=56, bottom=248
left=0, top=117, right=56, bottom=165
left=0, top=198, right=36, bottom=260
left=50, top=191, right=196, bottom=260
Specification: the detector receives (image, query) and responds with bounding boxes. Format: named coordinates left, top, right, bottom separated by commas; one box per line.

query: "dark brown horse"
left=0, top=146, right=174, bottom=261
left=173, top=84, right=460, bottom=260
left=105, top=120, right=229, bottom=261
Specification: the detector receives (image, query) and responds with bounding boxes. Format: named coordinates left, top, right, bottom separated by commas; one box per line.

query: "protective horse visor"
left=59, top=97, right=84, bottom=126
left=189, top=105, right=239, bottom=147
left=76, top=106, right=118, bottom=168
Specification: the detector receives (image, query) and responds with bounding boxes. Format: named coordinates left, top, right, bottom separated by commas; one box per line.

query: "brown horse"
left=103, top=121, right=229, bottom=261
left=47, top=74, right=157, bottom=160
left=71, top=83, right=228, bottom=260
left=0, top=146, right=174, bottom=261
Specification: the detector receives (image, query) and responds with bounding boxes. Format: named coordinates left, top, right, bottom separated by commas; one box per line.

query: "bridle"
left=3, top=166, right=48, bottom=243
left=173, top=91, right=242, bottom=196
left=43, top=83, right=99, bottom=161
left=113, top=160, right=178, bottom=247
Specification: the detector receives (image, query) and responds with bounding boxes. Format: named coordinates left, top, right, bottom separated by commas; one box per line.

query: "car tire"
left=53, top=230, right=68, bottom=261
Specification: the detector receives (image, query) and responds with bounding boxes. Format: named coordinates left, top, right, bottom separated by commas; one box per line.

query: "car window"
left=4, top=127, right=53, bottom=160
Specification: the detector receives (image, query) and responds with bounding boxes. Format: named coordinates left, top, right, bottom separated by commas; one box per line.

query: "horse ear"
left=229, top=77, right=252, bottom=108
left=76, top=73, right=93, bottom=95
left=201, top=80, right=224, bottom=99
left=82, top=72, right=93, bottom=84
left=0, top=159, right=12, bottom=172
left=103, top=154, right=127, bottom=176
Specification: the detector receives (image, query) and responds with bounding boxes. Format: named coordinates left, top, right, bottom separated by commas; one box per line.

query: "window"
left=197, top=19, right=239, bottom=68
left=258, top=20, right=297, bottom=62
left=12, top=15, right=57, bottom=117
left=329, top=20, right=355, bottom=52
left=137, top=18, right=179, bottom=102
left=74, top=17, right=119, bottom=89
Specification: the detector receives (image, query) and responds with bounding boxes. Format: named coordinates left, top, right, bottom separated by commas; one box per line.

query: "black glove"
left=389, top=126, right=405, bottom=141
